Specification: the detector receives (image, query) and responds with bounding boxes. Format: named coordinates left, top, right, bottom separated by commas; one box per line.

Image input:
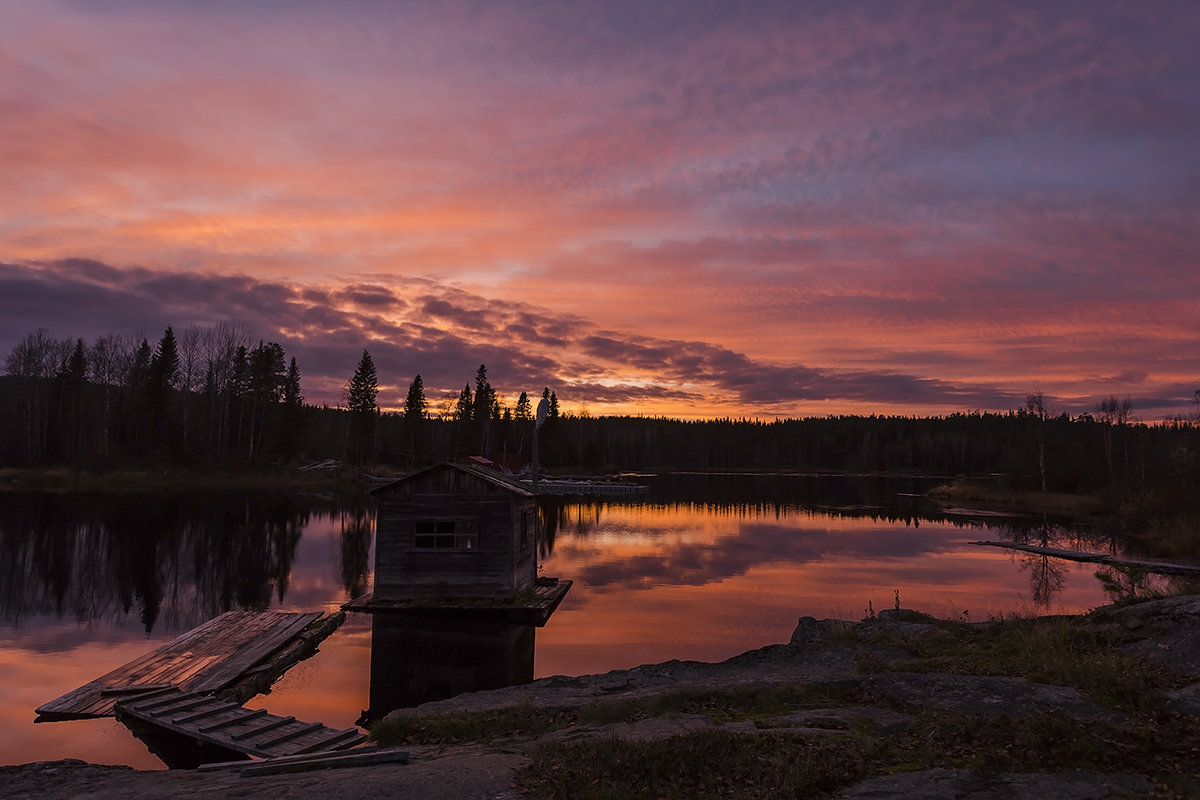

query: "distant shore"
left=1, top=466, right=1114, bottom=520
left=0, top=465, right=387, bottom=493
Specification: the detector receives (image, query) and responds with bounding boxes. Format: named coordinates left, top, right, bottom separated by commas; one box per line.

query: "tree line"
left=1, top=325, right=302, bottom=467
left=3, top=327, right=1199, bottom=503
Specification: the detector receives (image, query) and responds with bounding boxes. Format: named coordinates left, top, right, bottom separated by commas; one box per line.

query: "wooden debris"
left=36, top=611, right=341, bottom=720
left=116, top=688, right=365, bottom=760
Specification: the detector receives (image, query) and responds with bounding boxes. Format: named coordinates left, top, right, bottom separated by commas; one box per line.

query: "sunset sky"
left=2, top=1, right=1197, bottom=419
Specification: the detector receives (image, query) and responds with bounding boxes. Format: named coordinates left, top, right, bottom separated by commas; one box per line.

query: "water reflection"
left=362, top=614, right=534, bottom=725
left=0, top=492, right=365, bottom=633
left=0, top=474, right=1175, bottom=770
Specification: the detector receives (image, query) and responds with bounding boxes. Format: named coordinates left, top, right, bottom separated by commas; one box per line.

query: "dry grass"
left=929, top=480, right=1105, bottom=516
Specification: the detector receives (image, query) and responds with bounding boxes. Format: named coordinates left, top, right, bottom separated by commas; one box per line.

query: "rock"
left=833, top=768, right=1151, bottom=799
left=1166, top=681, right=1200, bottom=715
left=790, top=615, right=829, bottom=645
left=865, top=673, right=1109, bottom=717
left=772, top=705, right=912, bottom=735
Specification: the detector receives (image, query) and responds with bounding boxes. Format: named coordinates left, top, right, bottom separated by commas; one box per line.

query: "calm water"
left=0, top=474, right=1142, bottom=768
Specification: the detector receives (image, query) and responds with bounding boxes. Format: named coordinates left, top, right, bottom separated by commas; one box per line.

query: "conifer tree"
left=279, top=356, right=304, bottom=461
left=515, top=391, right=532, bottom=420
left=401, top=374, right=427, bottom=466
left=346, top=349, right=379, bottom=464
left=347, top=350, right=379, bottom=414
left=283, top=357, right=303, bottom=408
left=454, top=383, right=473, bottom=422
left=472, top=363, right=496, bottom=455
left=148, top=326, right=180, bottom=394
left=403, top=374, right=427, bottom=420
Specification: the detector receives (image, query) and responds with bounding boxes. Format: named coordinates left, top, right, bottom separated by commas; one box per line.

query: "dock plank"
left=116, top=689, right=365, bottom=761
left=36, top=611, right=325, bottom=720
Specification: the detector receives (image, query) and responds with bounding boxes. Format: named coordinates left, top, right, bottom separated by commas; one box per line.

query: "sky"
left=2, top=0, right=1198, bottom=419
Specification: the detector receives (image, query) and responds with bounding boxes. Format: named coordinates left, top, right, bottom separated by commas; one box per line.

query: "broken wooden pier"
left=36, top=610, right=344, bottom=721
left=115, top=687, right=364, bottom=761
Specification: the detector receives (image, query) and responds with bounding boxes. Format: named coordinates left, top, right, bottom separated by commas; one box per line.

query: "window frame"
left=412, top=519, right=478, bottom=551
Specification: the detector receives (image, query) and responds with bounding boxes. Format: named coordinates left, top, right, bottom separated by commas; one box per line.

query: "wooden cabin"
left=370, top=462, right=537, bottom=602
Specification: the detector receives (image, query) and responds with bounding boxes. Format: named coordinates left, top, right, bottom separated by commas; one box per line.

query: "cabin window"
left=413, top=520, right=477, bottom=550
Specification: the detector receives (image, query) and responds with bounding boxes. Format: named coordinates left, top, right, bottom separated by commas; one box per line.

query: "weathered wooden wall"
left=374, top=466, right=537, bottom=600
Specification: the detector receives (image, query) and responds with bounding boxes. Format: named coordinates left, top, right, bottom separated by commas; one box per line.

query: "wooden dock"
left=343, top=577, right=572, bottom=626
left=36, top=610, right=343, bottom=721
left=971, top=541, right=1200, bottom=577
left=115, top=687, right=364, bottom=760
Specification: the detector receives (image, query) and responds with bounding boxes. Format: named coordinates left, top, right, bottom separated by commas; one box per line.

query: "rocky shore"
left=5, top=595, right=1200, bottom=799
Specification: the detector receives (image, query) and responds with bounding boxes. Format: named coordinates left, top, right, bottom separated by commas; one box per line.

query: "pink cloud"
left=0, top=2, right=1197, bottom=418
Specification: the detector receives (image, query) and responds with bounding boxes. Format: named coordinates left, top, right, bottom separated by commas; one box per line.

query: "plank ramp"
left=36, top=610, right=324, bottom=720
left=116, top=687, right=365, bottom=759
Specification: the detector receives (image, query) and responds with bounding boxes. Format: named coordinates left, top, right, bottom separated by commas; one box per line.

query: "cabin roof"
left=370, top=461, right=536, bottom=498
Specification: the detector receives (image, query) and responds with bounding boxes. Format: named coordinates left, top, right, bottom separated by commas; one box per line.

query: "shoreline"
left=5, top=595, right=1200, bottom=798
left=0, top=465, right=382, bottom=493
left=927, top=478, right=1107, bottom=518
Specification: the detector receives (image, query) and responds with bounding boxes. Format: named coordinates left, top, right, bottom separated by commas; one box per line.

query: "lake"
left=0, top=473, right=1134, bottom=768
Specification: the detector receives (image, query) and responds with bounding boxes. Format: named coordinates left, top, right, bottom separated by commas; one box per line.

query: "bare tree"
left=177, top=326, right=204, bottom=446
left=1025, top=392, right=1050, bottom=492
left=4, top=329, right=71, bottom=462
left=89, top=333, right=134, bottom=456
left=1095, top=395, right=1134, bottom=483
left=202, top=322, right=251, bottom=454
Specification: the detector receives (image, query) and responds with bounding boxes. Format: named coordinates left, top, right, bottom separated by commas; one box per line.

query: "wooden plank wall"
left=374, top=466, right=538, bottom=600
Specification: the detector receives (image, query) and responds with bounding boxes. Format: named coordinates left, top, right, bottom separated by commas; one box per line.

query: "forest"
left=3, top=326, right=1199, bottom=507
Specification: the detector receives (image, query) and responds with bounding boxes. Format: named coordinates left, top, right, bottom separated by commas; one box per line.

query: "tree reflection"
left=0, top=491, right=351, bottom=633
left=340, top=502, right=372, bottom=600
left=1023, top=554, right=1068, bottom=605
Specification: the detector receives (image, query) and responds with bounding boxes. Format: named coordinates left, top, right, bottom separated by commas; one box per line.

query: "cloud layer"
left=1, top=1, right=1197, bottom=417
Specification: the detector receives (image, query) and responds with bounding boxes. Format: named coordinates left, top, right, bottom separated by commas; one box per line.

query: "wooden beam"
left=254, top=721, right=325, bottom=749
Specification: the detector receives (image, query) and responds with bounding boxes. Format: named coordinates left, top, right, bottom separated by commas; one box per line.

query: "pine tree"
left=128, top=338, right=152, bottom=391
left=403, top=374, right=427, bottom=420
left=515, top=391, right=532, bottom=420
left=347, top=350, right=379, bottom=414
left=401, top=374, right=427, bottom=466
left=149, top=326, right=180, bottom=391
left=279, top=356, right=305, bottom=461
left=346, top=350, right=379, bottom=464
left=454, top=383, right=473, bottom=422
left=283, top=357, right=303, bottom=407
left=472, top=363, right=496, bottom=455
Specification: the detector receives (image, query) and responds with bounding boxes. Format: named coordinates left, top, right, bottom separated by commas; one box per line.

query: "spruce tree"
left=283, top=357, right=303, bottom=407
left=402, top=374, right=427, bottom=466
left=454, top=383, right=473, bottom=422
left=472, top=363, right=496, bottom=455
left=347, top=350, right=378, bottom=414
left=279, top=356, right=304, bottom=462
left=515, top=391, right=531, bottom=420
left=403, top=374, right=427, bottom=420
left=346, top=349, right=379, bottom=464
left=149, top=326, right=180, bottom=393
